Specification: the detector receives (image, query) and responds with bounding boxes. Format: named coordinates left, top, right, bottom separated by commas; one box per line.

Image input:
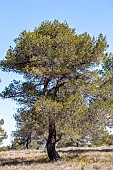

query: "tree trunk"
left=25, top=135, right=31, bottom=149
left=47, top=121, right=60, bottom=161
left=44, top=79, right=61, bottom=161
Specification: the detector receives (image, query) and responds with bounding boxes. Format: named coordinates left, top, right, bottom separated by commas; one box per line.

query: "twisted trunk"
left=45, top=78, right=63, bottom=161
left=26, top=135, right=31, bottom=149
left=47, top=121, right=60, bottom=161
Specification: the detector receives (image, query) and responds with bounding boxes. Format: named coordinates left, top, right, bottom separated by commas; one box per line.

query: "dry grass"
left=0, top=146, right=113, bottom=170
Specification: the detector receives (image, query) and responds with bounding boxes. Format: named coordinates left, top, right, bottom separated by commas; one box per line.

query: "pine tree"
left=0, top=119, right=7, bottom=144
left=0, top=20, right=111, bottom=160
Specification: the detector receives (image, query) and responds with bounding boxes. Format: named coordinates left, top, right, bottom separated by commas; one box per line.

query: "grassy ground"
left=0, top=146, right=113, bottom=170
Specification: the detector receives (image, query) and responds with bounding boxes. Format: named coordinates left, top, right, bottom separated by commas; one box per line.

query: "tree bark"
left=44, top=78, right=61, bottom=161
left=47, top=121, right=60, bottom=161
left=25, top=135, right=31, bottom=149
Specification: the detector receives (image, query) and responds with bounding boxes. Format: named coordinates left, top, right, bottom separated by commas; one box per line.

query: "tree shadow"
left=58, top=147, right=113, bottom=153
left=1, top=147, right=113, bottom=166
left=0, top=156, right=49, bottom=166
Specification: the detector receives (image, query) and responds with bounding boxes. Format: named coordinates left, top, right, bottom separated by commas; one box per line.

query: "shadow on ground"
left=58, top=147, right=113, bottom=153
left=0, top=156, right=49, bottom=166
left=1, top=147, right=113, bottom=166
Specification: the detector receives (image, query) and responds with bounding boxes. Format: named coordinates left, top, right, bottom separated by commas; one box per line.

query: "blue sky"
left=0, top=0, right=113, bottom=146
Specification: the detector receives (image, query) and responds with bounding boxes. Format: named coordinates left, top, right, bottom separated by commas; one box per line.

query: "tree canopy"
left=0, top=20, right=112, bottom=160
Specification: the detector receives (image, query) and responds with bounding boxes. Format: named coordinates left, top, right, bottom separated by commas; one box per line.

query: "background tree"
left=0, top=119, right=7, bottom=144
left=12, top=108, right=45, bottom=149
left=0, top=20, right=111, bottom=160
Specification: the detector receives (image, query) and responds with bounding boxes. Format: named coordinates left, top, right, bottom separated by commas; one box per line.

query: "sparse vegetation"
left=0, top=119, right=7, bottom=145
left=0, top=147, right=113, bottom=170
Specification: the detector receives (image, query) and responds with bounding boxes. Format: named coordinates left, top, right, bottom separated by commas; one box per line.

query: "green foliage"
left=92, top=133, right=113, bottom=146
left=0, top=20, right=112, bottom=147
left=0, top=146, right=10, bottom=152
left=103, top=53, right=113, bottom=71
left=0, top=119, right=7, bottom=144
left=0, top=20, right=107, bottom=78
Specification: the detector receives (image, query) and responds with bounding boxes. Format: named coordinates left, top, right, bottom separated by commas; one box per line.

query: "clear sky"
left=0, top=0, right=113, bottom=146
